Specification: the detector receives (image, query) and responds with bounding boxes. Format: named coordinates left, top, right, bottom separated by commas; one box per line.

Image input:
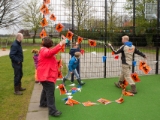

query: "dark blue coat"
left=69, top=47, right=80, bottom=57
left=9, top=40, right=23, bottom=63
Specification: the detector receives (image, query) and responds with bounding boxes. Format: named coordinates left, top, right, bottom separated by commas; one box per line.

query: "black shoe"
left=51, top=111, right=62, bottom=117
left=62, top=78, right=66, bottom=86
left=39, top=104, right=47, bottom=107
left=77, top=78, right=85, bottom=86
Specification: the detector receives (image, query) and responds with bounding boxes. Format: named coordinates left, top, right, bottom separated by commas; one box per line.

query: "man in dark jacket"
left=108, top=35, right=146, bottom=94
left=69, top=42, right=80, bottom=82
left=9, top=33, right=26, bottom=95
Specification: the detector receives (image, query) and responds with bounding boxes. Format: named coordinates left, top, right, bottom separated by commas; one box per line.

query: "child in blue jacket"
left=62, top=52, right=85, bottom=86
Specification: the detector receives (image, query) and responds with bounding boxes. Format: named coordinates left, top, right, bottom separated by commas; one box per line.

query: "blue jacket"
left=69, top=47, right=80, bottom=57
left=68, top=56, right=79, bottom=72
left=9, top=40, right=23, bottom=63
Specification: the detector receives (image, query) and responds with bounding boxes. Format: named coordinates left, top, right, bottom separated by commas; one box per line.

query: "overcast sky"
left=0, top=0, right=126, bottom=35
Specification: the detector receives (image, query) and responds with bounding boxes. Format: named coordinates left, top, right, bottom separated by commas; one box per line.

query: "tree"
left=0, top=0, right=22, bottom=28
left=63, top=0, right=96, bottom=33
left=20, top=0, right=42, bottom=44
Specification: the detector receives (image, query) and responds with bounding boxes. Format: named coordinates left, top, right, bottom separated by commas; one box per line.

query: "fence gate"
left=50, top=0, right=160, bottom=79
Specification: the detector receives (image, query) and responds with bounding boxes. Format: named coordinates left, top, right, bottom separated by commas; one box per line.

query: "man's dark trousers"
left=12, top=62, right=23, bottom=86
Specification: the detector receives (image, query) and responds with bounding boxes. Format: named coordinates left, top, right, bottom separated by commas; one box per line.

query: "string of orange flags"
left=39, top=0, right=97, bottom=48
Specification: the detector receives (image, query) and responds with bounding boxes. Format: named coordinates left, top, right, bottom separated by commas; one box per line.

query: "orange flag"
left=57, top=59, right=63, bottom=68
left=88, top=39, right=96, bottom=47
left=56, top=23, right=64, bottom=33
left=115, top=97, right=124, bottom=104
left=66, top=31, right=74, bottom=41
left=80, top=49, right=85, bottom=55
left=97, top=98, right=111, bottom=105
left=112, top=51, right=115, bottom=55
left=43, top=0, right=50, bottom=4
left=50, top=14, right=56, bottom=21
left=77, top=36, right=83, bottom=44
left=141, top=65, right=152, bottom=74
left=40, top=4, right=50, bottom=15
left=40, top=17, right=48, bottom=27
left=58, top=71, right=63, bottom=79
left=122, top=90, right=134, bottom=96
left=120, top=79, right=128, bottom=89
left=65, top=98, right=80, bottom=106
left=40, top=29, right=47, bottom=38
left=82, top=101, right=97, bottom=107
left=58, top=84, right=67, bottom=95
left=139, top=61, right=147, bottom=70
left=60, top=45, right=65, bottom=52
left=131, top=72, right=140, bottom=82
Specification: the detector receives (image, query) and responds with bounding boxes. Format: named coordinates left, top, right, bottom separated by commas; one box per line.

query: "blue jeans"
left=64, top=69, right=80, bottom=79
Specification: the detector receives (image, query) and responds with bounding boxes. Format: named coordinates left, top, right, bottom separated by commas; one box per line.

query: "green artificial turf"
left=50, top=75, right=160, bottom=120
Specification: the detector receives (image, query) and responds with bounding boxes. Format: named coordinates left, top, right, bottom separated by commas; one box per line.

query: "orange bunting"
left=139, top=61, right=147, bottom=70
left=80, top=49, right=85, bottom=55
left=114, top=55, right=119, bottom=59
left=82, top=101, right=97, bottom=107
left=65, top=98, right=80, bottom=106
left=122, top=90, right=134, bottom=96
left=60, top=45, right=65, bottom=52
left=40, top=29, right=47, bottom=38
left=66, top=31, right=74, bottom=41
left=97, top=98, right=111, bottom=105
left=56, top=23, right=64, bottom=33
left=40, top=4, right=50, bottom=15
left=40, top=17, right=48, bottom=27
left=112, top=51, right=115, bottom=55
left=115, top=97, right=124, bottom=104
left=77, top=36, right=83, bottom=44
left=88, top=40, right=96, bottom=47
left=120, top=79, right=129, bottom=89
left=58, top=84, right=67, bottom=95
left=57, top=59, right=63, bottom=68
left=141, top=65, right=152, bottom=74
left=50, top=14, right=56, bottom=21
left=58, top=71, right=63, bottom=79
left=43, top=0, right=50, bottom=4
left=131, top=72, right=140, bottom=82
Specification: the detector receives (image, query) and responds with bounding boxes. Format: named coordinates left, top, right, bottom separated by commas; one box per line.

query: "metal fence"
left=50, top=0, right=160, bottom=78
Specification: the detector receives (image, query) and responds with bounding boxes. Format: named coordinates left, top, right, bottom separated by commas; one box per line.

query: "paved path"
left=0, top=49, right=10, bottom=57
left=26, top=83, right=48, bottom=120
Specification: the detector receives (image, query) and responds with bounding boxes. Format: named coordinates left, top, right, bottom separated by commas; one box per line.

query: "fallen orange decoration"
left=82, top=101, right=97, bottom=107
left=65, top=98, right=80, bottom=106
left=122, top=90, right=134, bottom=96
left=115, top=97, right=124, bottom=104
left=97, top=98, right=111, bottom=105
left=58, top=84, right=67, bottom=95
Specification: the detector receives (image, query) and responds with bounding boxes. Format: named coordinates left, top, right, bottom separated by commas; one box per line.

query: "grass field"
left=50, top=75, right=160, bottom=120
left=0, top=46, right=36, bottom=120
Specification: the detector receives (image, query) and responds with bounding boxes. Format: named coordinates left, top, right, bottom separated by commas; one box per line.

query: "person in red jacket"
left=37, top=37, right=65, bottom=117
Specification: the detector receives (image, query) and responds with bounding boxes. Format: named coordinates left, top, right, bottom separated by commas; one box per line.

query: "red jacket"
left=37, top=44, right=62, bottom=83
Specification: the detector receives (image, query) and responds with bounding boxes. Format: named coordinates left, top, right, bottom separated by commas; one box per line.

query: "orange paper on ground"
left=82, top=101, right=96, bottom=106
left=58, top=84, right=67, bottom=95
left=88, top=40, right=96, bottom=47
left=115, top=97, right=124, bottom=104
left=120, top=79, right=128, bottom=89
left=50, top=14, right=56, bottom=21
left=66, top=31, right=74, bottom=41
left=40, top=17, right=48, bottom=27
left=65, top=98, right=80, bottom=106
left=122, top=90, right=134, bottom=96
left=97, top=98, right=111, bottom=105
left=56, top=23, right=64, bottom=33
left=131, top=72, right=140, bottom=82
